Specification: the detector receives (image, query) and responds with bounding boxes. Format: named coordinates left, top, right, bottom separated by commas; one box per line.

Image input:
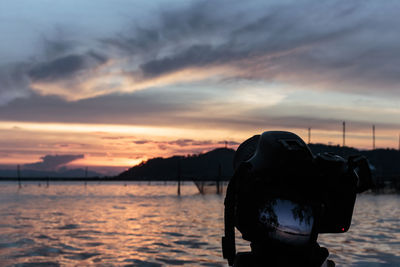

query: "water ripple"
left=0, top=182, right=398, bottom=266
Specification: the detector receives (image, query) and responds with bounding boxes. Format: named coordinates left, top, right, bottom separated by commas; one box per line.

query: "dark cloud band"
left=28, top=52, right=107, bottom=82
left=23, top=154, right=84, bottom=171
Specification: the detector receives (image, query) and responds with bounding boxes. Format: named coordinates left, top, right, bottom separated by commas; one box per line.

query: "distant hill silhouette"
left=118, top=148, right=235, bottom=180
left=118, top=144, right=400, bottom=181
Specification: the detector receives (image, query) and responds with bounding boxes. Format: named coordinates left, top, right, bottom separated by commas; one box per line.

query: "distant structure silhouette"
left=342, top=121, right=346, bottom=147
left=372, top=125, right=376, bottom=150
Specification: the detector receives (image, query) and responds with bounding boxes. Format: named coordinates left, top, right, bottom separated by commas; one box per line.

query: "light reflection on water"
left=0, top=182, right=399, bottom=266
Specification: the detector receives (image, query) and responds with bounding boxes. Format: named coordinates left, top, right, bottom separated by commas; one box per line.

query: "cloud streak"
left=2, top=0, right=400, bottom=104
left=104, top=0, right=400, bottom=96
left=132, top=138, right=237, bottom=148
left=1, top=86, right=400, bottom=135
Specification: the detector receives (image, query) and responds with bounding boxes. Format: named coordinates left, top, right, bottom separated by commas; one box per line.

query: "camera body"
left=223, top=131, right=372, bottom=265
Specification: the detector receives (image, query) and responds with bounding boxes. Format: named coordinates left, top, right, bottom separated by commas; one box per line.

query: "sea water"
left=0, top=182, right=398, bottom=266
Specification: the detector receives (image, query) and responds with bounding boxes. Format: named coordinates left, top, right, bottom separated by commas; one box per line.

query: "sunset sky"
left=1, top=0, right=400, bottom=174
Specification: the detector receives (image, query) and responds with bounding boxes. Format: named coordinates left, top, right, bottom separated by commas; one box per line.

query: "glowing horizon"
left=0, top=119, right=398, bottom=175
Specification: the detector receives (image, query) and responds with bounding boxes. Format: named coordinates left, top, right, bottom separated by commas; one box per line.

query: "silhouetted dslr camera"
left=222, top=131, right=372, bottom=266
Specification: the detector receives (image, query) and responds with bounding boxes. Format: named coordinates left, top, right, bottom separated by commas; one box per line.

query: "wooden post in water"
left=17, top=164, right=21, bottom=188
left=216, top=163, right=222, bottom=194
left=84, top=167, right=88, bottom=187
left=177, top=161, right=181, bottom=196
